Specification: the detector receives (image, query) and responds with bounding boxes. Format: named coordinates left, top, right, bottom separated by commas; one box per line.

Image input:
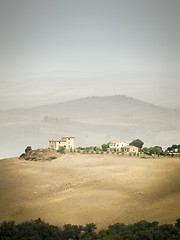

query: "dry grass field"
left=0, top=154, right=180, bottom=230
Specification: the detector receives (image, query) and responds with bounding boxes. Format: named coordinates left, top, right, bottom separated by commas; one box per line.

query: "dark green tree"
left=101, top=143, right=109, bottom=151
left=25, top=146, right=32, bottom=154
left=154, top=146, right=163, bottom=156
left=172, top=144, right=178, bottom=153
left=129, top=139, right=144, bottom=150
left=142, top=147, right=150, bottom=155
left=149, top=147, right=155, bottom=155
left=166, top=146, right=172, bottom=153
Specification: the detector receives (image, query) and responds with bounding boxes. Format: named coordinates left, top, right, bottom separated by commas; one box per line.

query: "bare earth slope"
left=0, top=154, right=180, bottom=229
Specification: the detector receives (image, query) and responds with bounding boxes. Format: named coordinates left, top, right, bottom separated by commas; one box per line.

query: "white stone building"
left=108, top=140, right=128, bottom=152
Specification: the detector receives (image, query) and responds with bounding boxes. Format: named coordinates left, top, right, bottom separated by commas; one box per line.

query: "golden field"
left=0, top=154, right=179, bottom=229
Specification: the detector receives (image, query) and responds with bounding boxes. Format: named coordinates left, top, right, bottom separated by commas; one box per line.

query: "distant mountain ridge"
left=0, top=95, right=180, bottom=159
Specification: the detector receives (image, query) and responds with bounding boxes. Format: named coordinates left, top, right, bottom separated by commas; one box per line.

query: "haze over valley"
left=0, top=95, right=180, bottom=159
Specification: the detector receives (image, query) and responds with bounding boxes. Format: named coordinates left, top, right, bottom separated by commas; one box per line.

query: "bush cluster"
left=0, top=218, right=180, bottom=240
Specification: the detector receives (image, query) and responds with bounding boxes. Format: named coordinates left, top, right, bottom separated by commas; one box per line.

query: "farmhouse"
left=121, top=145, right=139, bottom=154
left=49, top=136, right=74, bottom=151
left=108, top=140, right=128, bottom=152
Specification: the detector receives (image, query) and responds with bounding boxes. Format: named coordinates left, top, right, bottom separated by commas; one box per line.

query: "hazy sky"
left=0, top=0, right=180, bottom=109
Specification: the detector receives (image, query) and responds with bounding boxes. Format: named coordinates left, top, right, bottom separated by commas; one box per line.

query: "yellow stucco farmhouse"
left=49, top=136, right=74, bottom=151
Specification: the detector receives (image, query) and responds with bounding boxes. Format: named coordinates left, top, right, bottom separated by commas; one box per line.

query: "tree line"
left=76, top=139, right=180, bottom=157
left=0, top=218, right=180, bottom=240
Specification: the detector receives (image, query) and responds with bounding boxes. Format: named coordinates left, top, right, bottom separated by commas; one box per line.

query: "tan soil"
left=0, top=154, right=180, bottom=230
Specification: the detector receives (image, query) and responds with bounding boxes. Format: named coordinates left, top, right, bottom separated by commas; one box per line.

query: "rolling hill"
left=0, top=95, right=180, bottom=159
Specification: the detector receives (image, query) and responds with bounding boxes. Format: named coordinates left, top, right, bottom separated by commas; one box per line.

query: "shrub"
left=25, top=146, right=32, bottom=154
left=129, top=152, right=132, bottom=156
left=20, top=153, right=26, bottom=158
left=49, top=156, right=57, bottom=160
left=101, top=143, right=109, bottom=151
left=57, top=146, right=66, bottom=154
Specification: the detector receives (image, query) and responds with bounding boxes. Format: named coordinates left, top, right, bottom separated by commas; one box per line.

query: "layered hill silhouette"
left=0, top=95, right=180, bottom=159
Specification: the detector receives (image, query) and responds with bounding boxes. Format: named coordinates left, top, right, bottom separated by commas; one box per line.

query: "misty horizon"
left=0, top=0, right=180, bottom=111
left=0, top=0, right=179, bottom=158
left=1, top=71, right=180, bottom=110
left=1, top=93, right=180, bottom=112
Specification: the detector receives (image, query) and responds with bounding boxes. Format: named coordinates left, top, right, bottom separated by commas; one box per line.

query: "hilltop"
left=0, top=95, right=180, bottom=159
left=19, top=148, right=61, bottom=161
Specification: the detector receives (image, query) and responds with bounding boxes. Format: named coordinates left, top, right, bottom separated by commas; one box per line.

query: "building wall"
left=122, top=146, right=138, bottom=153
left=49, top=137, right=74, bottom=151
left=64, top=137, right=74, bottom=150
left=55, top=141, right=67, bottom=150
left=109, top=141, right=127, bottom=152
left=49, top=141, right=56, bottom=150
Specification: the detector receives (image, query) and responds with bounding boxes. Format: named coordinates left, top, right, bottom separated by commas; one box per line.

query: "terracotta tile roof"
left=110, top=140, right=122, bottom=144
left=49, top=139, right=66, bottom=142
left=121, top=145, right=138, bottom=149
left=62, top=136, right=74, bottom=138
left=49, top=136, right=74, bottom=142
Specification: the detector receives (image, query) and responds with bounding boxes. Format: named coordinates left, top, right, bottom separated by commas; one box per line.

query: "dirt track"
left=0, top=154, right=180, bottom=229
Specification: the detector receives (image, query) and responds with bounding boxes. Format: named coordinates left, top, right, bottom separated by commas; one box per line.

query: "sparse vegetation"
left=57, top=146, right=66, bottom=154
left=20, top=147, right=61, bottom=161
left=49, top=156, right=57, bottom=160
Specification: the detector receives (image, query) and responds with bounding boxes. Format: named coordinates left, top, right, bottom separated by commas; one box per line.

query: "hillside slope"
left=0, top=95, right=180, bottom=158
